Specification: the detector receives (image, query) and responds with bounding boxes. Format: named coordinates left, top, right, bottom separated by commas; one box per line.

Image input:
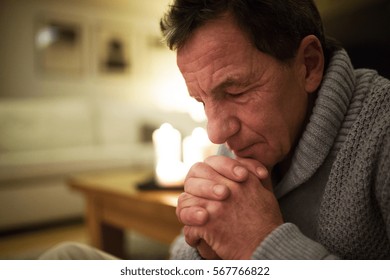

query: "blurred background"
left=0, top=0, right=389, bottom=260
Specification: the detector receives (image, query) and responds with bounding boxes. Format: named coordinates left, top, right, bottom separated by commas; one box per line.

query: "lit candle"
left=183, top=127, right=216, bottom=170
left=152, top=123, right=185, bottom=187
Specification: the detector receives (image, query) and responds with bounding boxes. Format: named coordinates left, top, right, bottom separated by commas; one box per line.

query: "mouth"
left=226, top=142, right=254, bottom=157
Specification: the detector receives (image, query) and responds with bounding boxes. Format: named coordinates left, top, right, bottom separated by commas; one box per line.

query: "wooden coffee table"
left=67, top=167, right=183, bottom=258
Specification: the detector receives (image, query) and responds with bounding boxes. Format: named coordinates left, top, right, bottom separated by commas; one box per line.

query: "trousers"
left=38, top=242, right=118, bottom=260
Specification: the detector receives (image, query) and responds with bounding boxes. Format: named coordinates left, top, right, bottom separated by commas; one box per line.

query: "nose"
left=205, top=104, right=240, bottom=144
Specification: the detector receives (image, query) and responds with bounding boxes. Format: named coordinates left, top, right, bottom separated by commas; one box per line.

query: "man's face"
left=177, top=15, right=310, bottom=170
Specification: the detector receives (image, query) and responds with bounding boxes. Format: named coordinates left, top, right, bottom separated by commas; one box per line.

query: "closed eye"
left=226, top=91, right=245, bottom=99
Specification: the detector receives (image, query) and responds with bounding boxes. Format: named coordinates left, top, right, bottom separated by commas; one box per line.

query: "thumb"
left=235, top=157, right=273, bottom=191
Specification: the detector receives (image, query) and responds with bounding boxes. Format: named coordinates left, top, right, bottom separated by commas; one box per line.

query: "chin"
left=234, top=147, right=274, bottom=168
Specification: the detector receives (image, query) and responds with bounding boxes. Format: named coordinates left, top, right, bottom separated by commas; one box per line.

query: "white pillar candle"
left=152, top=123, right=185, bottom=187
left=153, top=123, right=181, bottom=163
left=183, top=127, right=215, bottom=170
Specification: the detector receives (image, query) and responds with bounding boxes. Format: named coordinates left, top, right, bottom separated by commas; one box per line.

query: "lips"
left=226, top=142, right=254, bottom=157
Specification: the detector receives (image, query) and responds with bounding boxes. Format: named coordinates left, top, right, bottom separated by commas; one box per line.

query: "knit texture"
left=275, top=50, right=356, bottom=197
left=252, top=223, right=336, bottom=259
left=317, top=72, right=390, bottom=259
left=170, top=49, right=390, bottom=259
left=254, top=50, right=390, bottom=259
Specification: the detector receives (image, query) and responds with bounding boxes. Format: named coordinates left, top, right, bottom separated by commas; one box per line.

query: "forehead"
left=177, top=15, right=253, bottom=71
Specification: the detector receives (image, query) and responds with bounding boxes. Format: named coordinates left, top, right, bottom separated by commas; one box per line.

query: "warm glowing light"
left=183, top=127, right=217, bottom=169
left=153, top=123, right=181, bottom=163
left=35, top=27, right=58, bottom=49
left=152, top=124, right=216, bottom=187
left=155, top=160, right=186, bottom=187
left=152, top=123, right=185, bottom=187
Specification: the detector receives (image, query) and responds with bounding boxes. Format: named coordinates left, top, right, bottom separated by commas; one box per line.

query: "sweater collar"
left=274, top=49, right=356, bottom=198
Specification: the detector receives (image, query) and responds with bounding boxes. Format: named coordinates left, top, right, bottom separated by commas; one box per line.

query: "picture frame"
left=34, top=13, right=84, bottom=77
left=94, top=22, right=132, bottom=77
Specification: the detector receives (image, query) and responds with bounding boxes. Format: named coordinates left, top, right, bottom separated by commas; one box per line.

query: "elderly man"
left=39, top=0, right=389, bottom=260
left=160, top=0, right=390, bottom=259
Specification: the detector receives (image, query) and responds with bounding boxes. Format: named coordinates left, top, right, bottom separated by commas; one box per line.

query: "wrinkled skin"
left=175, top=13, right=324, bottom=259
left=178, top=156, right=280, bottom=259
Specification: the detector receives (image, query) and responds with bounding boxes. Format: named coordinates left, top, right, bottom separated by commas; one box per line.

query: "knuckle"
left=185, top=162, right=208, bottom=180
left=207, top=200, right=224, bottom=216
left=177, top=192, right=187, bottom=204
left=191, top=161, right=205, bottom=171
left=184, top=177, right=197, bottom=192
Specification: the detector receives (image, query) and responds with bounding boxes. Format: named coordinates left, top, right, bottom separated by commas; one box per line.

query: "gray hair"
left=160, top=0, right=340, bottom=65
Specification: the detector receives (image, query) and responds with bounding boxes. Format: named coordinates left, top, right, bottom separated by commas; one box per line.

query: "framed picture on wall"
left=94, top=23, right=132, bottom=77
left=34, top=13, right=84, bottom=77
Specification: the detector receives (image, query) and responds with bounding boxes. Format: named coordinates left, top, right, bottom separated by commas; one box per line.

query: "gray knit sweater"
left=170, top=49, right=390, bottom=259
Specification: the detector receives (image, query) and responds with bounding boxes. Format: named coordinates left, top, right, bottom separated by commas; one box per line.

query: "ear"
left=295, top=35, right=324, bottom=94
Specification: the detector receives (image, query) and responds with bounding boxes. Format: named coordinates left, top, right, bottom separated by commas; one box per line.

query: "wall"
left=0, top=0, right=203, bottom=231
left=0, top=0, right=194, bottom=106
left=320, top=0, right=390, bottom=78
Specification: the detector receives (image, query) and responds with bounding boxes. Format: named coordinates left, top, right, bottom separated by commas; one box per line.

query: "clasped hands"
left=177, top=155, right=284, bottom=260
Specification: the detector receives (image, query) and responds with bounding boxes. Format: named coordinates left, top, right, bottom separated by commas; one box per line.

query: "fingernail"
left=195, top=210, right=206, bottom=223
left=213, top=184, right=226, bottom=197
left=256, top=166, right=268, bottom=178
left=233, top=166, right=247, bottom=178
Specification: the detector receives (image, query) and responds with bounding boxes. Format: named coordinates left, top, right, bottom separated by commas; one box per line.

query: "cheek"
left=243, top=93, right=284, bottom=131
left=237, top=100, right=288, bottom=154
left=247, top=96, right=296, bottom=156
left=279, top=87, right=309, bottom=140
